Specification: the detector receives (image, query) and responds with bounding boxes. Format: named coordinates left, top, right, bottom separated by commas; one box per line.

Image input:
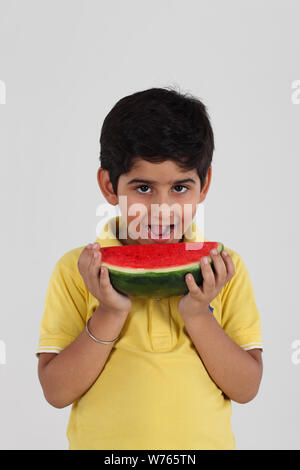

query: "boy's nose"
left=149, top=207, right=176, bottom=225
left=151, top=194, right=173, bottom=208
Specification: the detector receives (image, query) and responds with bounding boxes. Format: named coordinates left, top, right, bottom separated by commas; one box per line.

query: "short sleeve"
left=36, top=249, right=88, bottom=356
left=220, top=250, right=263, bottom=351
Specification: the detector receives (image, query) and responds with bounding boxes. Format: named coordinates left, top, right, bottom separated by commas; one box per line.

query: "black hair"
left=99, top=86, right=214, bottom=194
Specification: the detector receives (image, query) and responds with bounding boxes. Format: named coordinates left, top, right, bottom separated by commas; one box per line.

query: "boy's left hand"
left=178, top=249, right=236, bottom=320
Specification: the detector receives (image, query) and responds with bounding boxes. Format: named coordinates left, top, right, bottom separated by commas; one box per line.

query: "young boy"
left=37, top=87, right=263, bottom=450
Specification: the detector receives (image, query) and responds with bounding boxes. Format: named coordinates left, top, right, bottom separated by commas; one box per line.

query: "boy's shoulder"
left=51, top=245, right=88, bottom=295
left=55, top=245, right=86, bottom=271
left=221, top=244, right=248, bottom=278
left=218, top=243, right=256, bottom=303
left=223, top=244, right=250, bottom=268
left=222, top=244, right=240, bottom=264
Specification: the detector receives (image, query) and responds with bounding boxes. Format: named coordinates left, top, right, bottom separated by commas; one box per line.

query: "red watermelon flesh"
left=100, top=241, right=224, bottom=298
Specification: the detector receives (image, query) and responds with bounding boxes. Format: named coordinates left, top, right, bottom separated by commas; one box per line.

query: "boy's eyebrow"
left=127, top=178, right=197, bottom=185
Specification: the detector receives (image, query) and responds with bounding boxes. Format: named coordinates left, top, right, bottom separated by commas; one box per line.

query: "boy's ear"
left=97, top=168, right=118, bottom=206
left=199, top=165, right=212, bottom=203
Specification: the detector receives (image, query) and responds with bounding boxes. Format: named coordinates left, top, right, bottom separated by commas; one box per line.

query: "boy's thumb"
left=100, top=266, right=110, bottom=285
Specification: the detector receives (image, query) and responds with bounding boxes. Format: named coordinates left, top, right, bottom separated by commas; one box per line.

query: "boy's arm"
left=38, top=305, right=128, bottom=408
left=181, top=308, right=263, bottom=403
left=38, top=244, right=132, bottom=409
left=178, top=249, right=263, bottom=404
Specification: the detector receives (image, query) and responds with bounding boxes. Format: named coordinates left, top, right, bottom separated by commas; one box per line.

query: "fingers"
left=220, top=250, right=236, bottom=282
left=86, top=243, right=102, bottom=295
left=199, top=255, right=216, bottom=295
left=210, top=248, right=227, bottom=285
left=88, top=243, right=101, bottom=276
left=185, top=272, right=202, bottom=298
left=99, top=265, right=113, bottom=291
left=208, top=248, right=236, bottom=286
left=184, top=248, right=236, bottom=307
left=77, top=242, right=102, bottom=293
left=78, top=244, right=94, bottom=274
left=87, top=242, right=114, bottom=293
left=184, top=256, right=215, bottom=299
left=185, top=249, right=235, bottom=296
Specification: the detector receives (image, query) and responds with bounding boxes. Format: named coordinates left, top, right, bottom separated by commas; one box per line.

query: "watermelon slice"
left=100, top=241, right=224, bottom=299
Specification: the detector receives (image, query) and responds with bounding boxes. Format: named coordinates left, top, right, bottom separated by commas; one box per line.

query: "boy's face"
left=98, top=158, right=211, bottom=245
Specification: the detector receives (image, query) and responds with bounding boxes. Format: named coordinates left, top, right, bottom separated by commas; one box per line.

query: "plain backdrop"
left=0, top=0, right=299, bottom=450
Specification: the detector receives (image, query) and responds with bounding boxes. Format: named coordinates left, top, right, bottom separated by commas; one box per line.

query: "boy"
left=37, top=87, right=263, bottom=450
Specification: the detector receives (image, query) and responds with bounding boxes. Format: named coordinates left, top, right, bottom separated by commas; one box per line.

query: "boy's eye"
left=135, top=185, right=188, bottom=194
left=136, top=185, right=151, bottom=193
left=173, top=185, right=188, bottom=193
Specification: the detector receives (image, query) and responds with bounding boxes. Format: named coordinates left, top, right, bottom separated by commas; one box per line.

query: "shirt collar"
left=96, top=215, right=206, bottom=248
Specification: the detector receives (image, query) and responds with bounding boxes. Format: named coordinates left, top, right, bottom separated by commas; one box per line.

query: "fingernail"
left=222, top=250, right=228, bottom=256
left=211, top=248, right=218, bottom=255
left=93, top=251, right=100, bottom=259
left=202, top=257, right=208, bottom=264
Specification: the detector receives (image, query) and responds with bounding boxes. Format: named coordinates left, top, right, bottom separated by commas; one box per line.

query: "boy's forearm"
left=39, top=306, right=128, bottom=408
left=181, top=308, right=263, bottom=404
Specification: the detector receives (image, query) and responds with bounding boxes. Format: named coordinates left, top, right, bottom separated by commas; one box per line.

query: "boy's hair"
left=99, top=86, right=214, bottom=194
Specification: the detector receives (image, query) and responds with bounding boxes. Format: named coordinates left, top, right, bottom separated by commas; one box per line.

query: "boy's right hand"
left=78, top=243, right=132, bottom=316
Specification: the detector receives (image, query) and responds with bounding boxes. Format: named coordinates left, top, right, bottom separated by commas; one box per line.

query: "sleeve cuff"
left=229, top=330, right=263, bottom=351
left=35, top=346, right=63, bottom=357
left=239, top=342, right=263, bottom=351
left=35, top=335, right=75, bottom=357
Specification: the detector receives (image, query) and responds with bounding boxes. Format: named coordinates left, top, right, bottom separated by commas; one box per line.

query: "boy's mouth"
left=147, top=224, right=175, bottom=241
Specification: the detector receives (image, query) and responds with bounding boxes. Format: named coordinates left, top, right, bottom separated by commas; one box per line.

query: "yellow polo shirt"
left=36, top=216, right=263, bottom=450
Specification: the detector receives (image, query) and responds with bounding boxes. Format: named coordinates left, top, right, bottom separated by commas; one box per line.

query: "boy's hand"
left=78, top=243, right=132, bottom=316
left=178, top=249, right=235, bottom=320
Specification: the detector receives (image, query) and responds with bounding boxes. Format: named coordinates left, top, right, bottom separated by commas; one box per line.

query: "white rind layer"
left=101, top=258, right=212, bottom=274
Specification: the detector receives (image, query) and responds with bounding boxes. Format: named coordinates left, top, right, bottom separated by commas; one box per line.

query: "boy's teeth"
left=149, top=225, right=172, bottom=236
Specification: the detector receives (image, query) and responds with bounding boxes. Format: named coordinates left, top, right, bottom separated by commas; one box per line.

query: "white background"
left=0, top=0, right=299, bottom=449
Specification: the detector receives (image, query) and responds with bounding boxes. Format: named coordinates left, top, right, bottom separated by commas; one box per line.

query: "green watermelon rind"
left=105, top=242, right=224, bottom=299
